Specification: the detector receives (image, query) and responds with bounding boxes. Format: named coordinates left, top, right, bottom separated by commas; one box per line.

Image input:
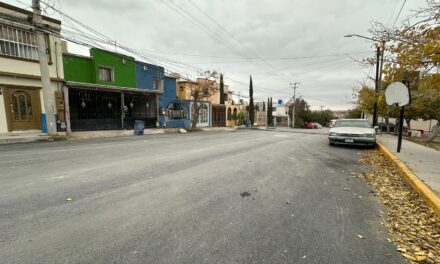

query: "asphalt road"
left=0, top=129, right=404, bottom=264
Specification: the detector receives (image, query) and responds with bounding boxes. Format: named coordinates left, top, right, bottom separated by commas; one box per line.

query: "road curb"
left=377, top=142, right=440, bottom=217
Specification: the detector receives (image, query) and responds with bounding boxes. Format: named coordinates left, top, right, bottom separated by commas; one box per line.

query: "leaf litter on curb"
left=361, top=150, right=440, bottom=263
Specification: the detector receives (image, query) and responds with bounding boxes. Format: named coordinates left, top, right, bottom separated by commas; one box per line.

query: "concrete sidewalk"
left=0, top=127, right=237, bottom=144
left=377, top=134, right=440, bottom=196
left=0, top=131, right=49, bottom=144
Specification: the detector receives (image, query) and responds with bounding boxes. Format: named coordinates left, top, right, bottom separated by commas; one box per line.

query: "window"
left=180, top=86, right=184, bottom=92
left=153, top=79, right=163, bottom=91
left=227, top=108, right=232, bottom=120
left=0, top=24, right=38, bottom=60
left=98, top=66, right=114, bottom=82
left=199, top=104, right=208, bottom=123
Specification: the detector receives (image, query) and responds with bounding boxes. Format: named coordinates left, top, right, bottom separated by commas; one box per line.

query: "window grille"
left=0, top=24, right=38, bottom=60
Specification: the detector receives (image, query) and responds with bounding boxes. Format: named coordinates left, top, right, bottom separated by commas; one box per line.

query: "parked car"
left=377, top=122, right=395, bottom=132
left=313, top=123, right=323, bottom=129
left=328, top=119, right=377, bottom=147
left=305, top=122, right=315, bottom=129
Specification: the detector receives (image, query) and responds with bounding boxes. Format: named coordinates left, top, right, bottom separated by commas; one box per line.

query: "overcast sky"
left=8, top=0, right=424, bottom=110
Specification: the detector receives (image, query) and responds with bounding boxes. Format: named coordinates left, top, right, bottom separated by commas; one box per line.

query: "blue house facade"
left=135, top=62, right=165, bottom=90
left=159, top=76, right=191, bottom=129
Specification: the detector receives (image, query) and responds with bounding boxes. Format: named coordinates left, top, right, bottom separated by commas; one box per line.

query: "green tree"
left=267, top=97, right=273, bottom=126
left=309, top=110, right=334, bottom=126
left=290, top=97, right=311, bottom=127
left=346, top=107, right=363, bottom=119
left=236, top=112, right=246, bottom=125
left=368, top=0, right=440, bottom=140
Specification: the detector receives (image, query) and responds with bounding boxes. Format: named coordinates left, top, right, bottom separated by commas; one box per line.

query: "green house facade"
left=63, top=48, right=161, bottom=132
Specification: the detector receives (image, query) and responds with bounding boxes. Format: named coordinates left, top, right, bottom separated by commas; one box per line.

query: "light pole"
left=290, top=82, right=300, bottom=128
left=344, top=34, right=385, bottom=127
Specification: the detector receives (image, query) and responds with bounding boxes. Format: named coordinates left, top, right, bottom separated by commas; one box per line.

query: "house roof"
left=0, top=2, right=61, bottom=25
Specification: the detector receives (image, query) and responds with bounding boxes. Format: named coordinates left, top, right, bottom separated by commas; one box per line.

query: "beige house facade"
left=0, top=3, right=63, bottom=133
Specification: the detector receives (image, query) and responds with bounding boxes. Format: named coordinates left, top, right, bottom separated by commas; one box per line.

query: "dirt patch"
left=240, top=192, right=251, bottom=198
left=406, top=137, right=440, bottom=151
left=362, top=150, right=440, bottom=263
left=41, top=135, right=75, bottom=142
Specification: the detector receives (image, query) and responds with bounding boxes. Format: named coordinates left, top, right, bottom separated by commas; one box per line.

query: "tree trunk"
left=405, top=118, right=411, bottom=130
left=385, top=117, right=390, bottom=133
left=427, top=119, right=440, bottom=142
left=192, top=101, right=200, bottom=129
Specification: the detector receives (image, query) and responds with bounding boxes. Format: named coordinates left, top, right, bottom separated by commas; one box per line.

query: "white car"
left=328, top=119, right=377, bottom=147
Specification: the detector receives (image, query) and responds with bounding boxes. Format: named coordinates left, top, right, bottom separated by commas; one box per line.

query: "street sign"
left=385, top=82, right=410, bottom=106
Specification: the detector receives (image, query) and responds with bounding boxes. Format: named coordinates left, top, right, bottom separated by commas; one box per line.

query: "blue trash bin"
left=246, top=120, right=252, bottom=128
left=133, top=120, right=145, bottom=135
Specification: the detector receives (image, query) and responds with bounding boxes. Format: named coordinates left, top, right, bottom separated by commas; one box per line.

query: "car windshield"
left=334, top=120, right=371, bottom=128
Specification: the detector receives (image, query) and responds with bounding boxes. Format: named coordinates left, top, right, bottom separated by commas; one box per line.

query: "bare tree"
left=189, top=70, right=220, bottom=129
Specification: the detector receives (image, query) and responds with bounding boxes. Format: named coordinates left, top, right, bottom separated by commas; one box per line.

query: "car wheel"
left=329, top=141, right=335, bottom=146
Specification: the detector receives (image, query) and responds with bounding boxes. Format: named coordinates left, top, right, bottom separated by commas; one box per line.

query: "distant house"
left=176, top=78, right=212, bottom=128
left=273, top=101, right=290, bottom=127
left=0, top=2, right=63, bottom=133
left=177, top=77, right=246, bottom=127
left=63, top=48, right=162, bottom=131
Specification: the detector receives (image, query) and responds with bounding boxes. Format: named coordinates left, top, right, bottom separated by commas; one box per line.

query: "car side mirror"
left=374, top=126, right=379, bottom=130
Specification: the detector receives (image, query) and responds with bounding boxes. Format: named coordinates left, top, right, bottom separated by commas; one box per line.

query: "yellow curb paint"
left=376, top=142, right=440, bottom=217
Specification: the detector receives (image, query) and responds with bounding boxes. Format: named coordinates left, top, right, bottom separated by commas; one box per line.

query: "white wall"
left=379, top=116, right=438, bottom=133
left=0, top=92, right=8, bottom=133
left=273, top=104, right=289, bottom=116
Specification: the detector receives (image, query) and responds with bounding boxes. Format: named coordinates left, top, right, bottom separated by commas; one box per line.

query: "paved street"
left=0, top=129, right=403, bottom=264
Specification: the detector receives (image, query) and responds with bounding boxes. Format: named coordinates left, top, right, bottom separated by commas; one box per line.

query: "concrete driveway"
left=0, top=129, right=403, bottom=264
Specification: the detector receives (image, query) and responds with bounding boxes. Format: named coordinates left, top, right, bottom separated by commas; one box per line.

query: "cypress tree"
left=267, top=97, right=270, bottom=126
left=249, top=75, right=254, bottom=125
left=219, top=74, right=225, bottom=104
left=267, top=97, right=274, bottom=126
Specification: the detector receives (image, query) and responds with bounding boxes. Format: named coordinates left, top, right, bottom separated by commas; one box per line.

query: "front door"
left=4, top=87, right=42, bottom=131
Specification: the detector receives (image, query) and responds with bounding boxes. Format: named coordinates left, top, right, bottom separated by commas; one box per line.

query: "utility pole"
left=320, top=105, right=325, bottom=111
left=373, top=45, right=381, bottom=127
left=344, top=34, right=386, bottom=127
left=32, top=0, right=57, bottom=135
left=290, top=82, right=300, bottom=128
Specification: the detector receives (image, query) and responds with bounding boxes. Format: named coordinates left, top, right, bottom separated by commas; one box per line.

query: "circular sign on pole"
left=385, top=82, right=410, bottom=106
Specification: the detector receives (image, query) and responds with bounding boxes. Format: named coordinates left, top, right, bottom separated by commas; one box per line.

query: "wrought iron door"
left=69, top=88, right=121, bottom=131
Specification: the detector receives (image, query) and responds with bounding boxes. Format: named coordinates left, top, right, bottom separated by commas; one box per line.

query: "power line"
left=386, top=0, right=401, bottom=27
left=393, top=0, right=407, bottom=27
left=40, top=2, right=205, bottom=79
left=162, top=0, right=291, bottom=83
left=161, top=0, right=251, bottom=60
left=186, top=0, right=287, bottom=80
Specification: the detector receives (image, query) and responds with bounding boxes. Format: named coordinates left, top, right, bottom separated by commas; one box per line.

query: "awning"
left=65, top=81, right=162, bottom=95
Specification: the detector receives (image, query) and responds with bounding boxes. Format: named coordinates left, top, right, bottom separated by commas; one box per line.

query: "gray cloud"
left=7, top=0, right=422, bottom=110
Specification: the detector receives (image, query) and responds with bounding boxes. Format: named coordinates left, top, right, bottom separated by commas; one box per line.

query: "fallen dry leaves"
left=362, top=150, right=440, bottom=263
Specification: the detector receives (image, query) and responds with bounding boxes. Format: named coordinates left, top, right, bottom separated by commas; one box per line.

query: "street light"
left=344, top=34, right=377, bottom=41
left=345, top=34, right=385, bottom=127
